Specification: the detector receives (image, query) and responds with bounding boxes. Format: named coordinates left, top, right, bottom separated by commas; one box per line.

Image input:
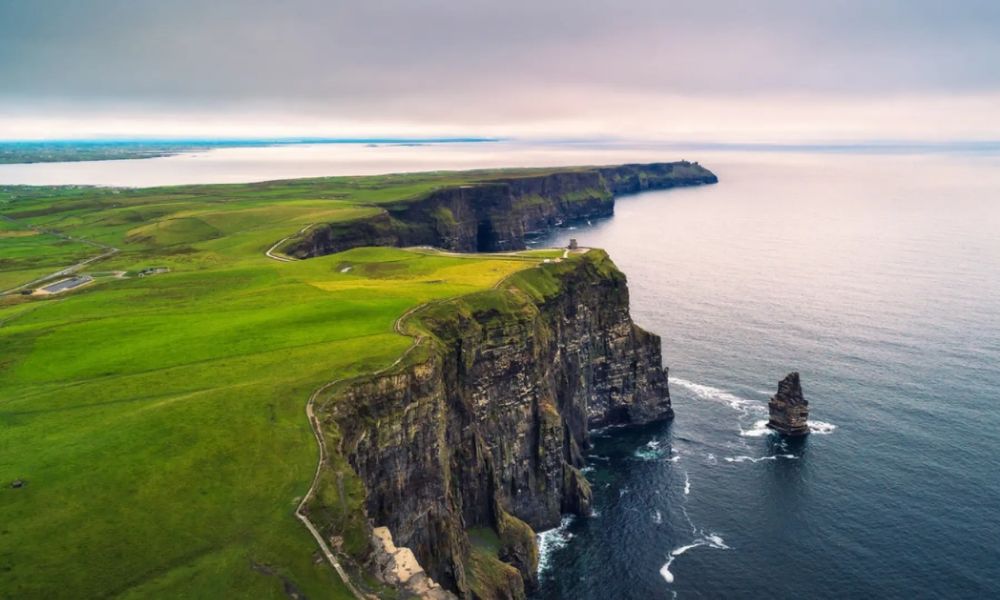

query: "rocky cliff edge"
left=303, top=250, right=672, bottom=599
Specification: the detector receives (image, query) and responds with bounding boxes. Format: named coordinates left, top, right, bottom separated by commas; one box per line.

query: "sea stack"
left=767, top=372, right=810, bottom=436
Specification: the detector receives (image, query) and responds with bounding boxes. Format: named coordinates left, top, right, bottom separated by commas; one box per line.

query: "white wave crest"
left=723, top=454, right=797, bottom=463
left=740, top=419, right=837, bottom=436
left=810, top=420, right=837, bottom=434
left=659, top=532, right=729, bottom=584
left=739, top=419, right=774, bottom=437
left=670, top=377, right=766, bottom=415
left=633, top=439, right=668, bottom=461
left=537, top=515, right=575, bottom=575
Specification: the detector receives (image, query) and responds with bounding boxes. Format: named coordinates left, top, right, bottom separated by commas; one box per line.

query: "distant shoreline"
left=0, top=138, right=499, bottom=165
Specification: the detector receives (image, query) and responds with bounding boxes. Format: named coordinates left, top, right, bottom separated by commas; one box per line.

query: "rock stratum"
left=767, top=372, right=810, bottom=436
left=281, top=161, right=717, bottom=257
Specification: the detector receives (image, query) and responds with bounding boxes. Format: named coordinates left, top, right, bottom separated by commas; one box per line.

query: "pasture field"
left=0, top=174, right=549, bottom=598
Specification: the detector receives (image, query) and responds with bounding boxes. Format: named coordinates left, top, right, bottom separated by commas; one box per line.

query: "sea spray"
left=723, top=454, right=798, bottom=464
left=660, top=533, right=730, bottom=584
left=537, top=515, right=575, bottom=577
left=670, top=377, right=766, bottom=417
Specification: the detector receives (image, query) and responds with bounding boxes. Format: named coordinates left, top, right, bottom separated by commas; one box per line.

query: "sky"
left=2, top=0, right=999, bottom=142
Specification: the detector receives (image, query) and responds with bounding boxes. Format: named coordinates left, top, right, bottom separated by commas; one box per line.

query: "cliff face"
left=284, top=162, right=717, bottom=257
left=312, top=252, right=671, bottom=598
left=767, top=372, right=810, bottom=436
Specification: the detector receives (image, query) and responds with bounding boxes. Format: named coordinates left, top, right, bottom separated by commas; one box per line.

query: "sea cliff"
left=281, top=162, right=717, bottom=257
left=306, top=251, right=672, bottom=599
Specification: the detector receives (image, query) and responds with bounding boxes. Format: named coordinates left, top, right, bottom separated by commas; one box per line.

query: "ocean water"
left=531, top=152, right=1000, bottom=599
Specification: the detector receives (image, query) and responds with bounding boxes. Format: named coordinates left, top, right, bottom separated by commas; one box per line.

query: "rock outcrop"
left=767, top=372, right=810, bottom=436
left=282, top=162, right=717, bottom=257
left=310, top=251, right=672, bottom=599
left=371, top=527, right=456, bottom=599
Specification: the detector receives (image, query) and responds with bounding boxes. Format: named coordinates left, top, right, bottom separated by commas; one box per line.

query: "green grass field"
left=0, top=175, right=553, bottom=598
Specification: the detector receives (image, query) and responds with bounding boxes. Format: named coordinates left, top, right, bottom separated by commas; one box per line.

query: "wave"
left=723, top=454, right=797, bottom=463
left=740, top=419, right=838, bottom=436
left=537, top=515, right=575, bottom=575
left=670, top=377, right=767, bottom=416
left=659, top=532, right=730, bottom=584
left=810, top=420, right=837, bottom=434
left=739, top=419, right=773, bottom=437
left=633, top=439, right=669, bottom=461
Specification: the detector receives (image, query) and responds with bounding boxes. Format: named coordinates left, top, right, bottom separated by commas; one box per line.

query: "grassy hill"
left=0, top=174, right=554, bottom=598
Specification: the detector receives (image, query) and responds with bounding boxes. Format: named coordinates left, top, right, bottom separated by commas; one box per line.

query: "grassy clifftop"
left=0, top=173, right=549, bottom=599
left=0, top=164, right=698, bottom=598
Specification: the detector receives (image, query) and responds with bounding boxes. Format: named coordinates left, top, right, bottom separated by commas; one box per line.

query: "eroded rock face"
left=767, top=372, right=810, bottom=436
left=371, top=527, right=457, bottom=599
left=316, top=252, right=671, bottom=598
left=285, top=162, right=718, bottom=258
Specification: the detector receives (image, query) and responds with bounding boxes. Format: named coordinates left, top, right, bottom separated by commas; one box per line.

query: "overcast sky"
left=2, top=0, right=999, bottom=141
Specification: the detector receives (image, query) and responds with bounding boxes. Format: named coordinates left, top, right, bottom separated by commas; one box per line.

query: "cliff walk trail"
left=265, top=223, right=315, bottom=262
left=289, top=244, right=584, bottom=597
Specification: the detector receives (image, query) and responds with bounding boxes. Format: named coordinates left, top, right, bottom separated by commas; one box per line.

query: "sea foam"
left=537, top=515, right=575, bottom=576
left=723, top=454, right=797, bottom=464
left=670, top=377, right=766, bottom=416
left=659, top=532, right=730, bottom=584
left=739, top=419, right=773, bottom=437
left=740, top=419, right=838, bottom=436
left=810, top=420, right=837, bottom=434
left=633, top=439, right=668, bottom=461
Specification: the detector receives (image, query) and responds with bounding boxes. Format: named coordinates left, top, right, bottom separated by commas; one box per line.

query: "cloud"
left=1, top=0, right=999, bottom=140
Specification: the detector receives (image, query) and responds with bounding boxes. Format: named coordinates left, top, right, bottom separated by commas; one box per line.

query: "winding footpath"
left=265, top=224, right=314, bottom=262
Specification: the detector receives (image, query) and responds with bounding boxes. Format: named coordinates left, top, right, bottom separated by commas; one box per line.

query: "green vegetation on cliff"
left=0, top=163, right=700, bottom=598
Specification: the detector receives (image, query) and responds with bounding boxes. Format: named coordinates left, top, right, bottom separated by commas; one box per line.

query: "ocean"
left=530, top=152, right=1000, bottom=599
